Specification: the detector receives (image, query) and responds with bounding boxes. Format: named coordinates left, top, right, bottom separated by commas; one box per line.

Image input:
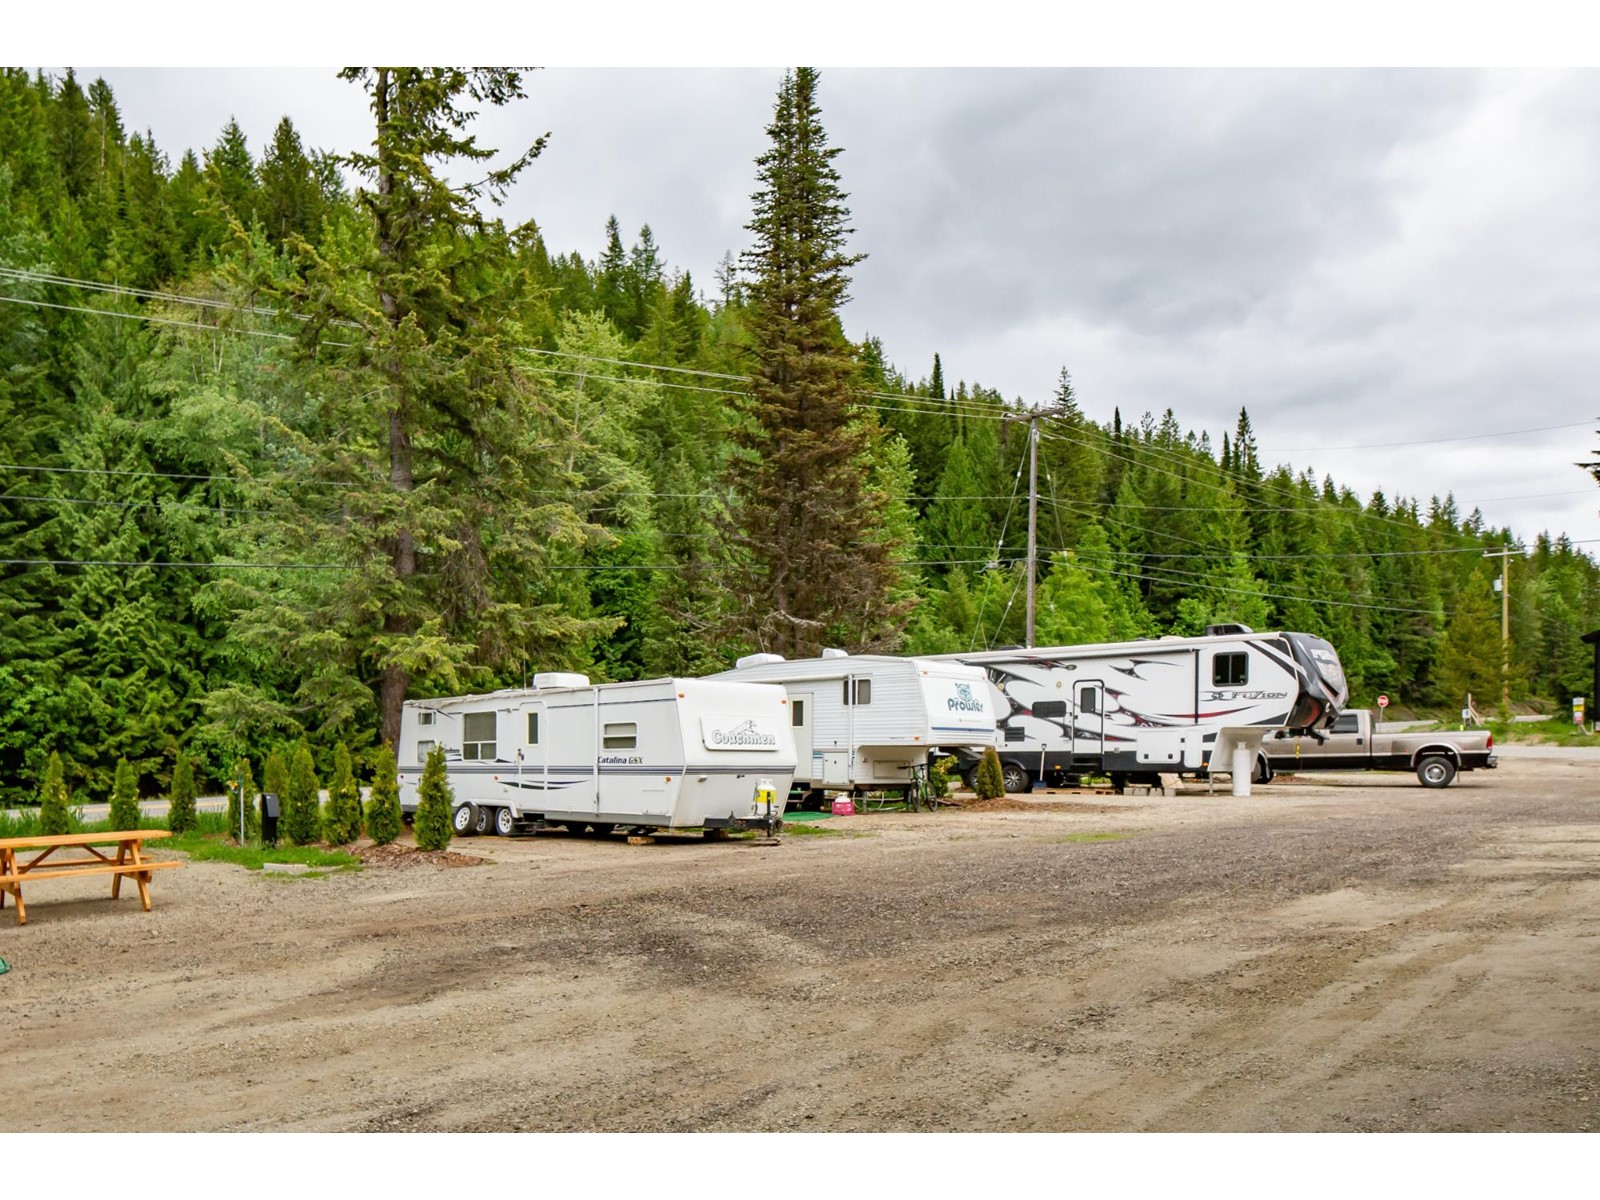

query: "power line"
left=1262, top=420, right=1596, bottom=452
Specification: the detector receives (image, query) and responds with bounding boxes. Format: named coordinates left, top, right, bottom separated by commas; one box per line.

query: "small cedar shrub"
left=365, top=749, right=402, bottom=847
left=413, top=744, right=454, bottom=851
left=110, top=758, right=141, bottom=831
left=39, top=751, right=72, bottom=835
left=285, top=742, right=321, bottom=846
left=974, top=746, right=1007, bottom=800
left=323, top=742, right=363, bottom=845
left=167, top=752, right=198, bottom=834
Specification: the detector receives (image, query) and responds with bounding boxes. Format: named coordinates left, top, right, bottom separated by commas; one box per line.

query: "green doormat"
left=0, top=958, right=10, bottom=975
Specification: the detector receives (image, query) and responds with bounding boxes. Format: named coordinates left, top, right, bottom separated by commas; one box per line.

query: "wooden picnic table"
left=0, top=830, right=182, bottom=926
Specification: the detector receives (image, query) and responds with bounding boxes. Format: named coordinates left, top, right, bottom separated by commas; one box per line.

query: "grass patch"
left=0, top=808, right=236, bottom=839
left=779, top=821, right=846, bottom=837
left=165, top=832, right=360, bottom=872
left=1488, top=717, right=1598, bottom=746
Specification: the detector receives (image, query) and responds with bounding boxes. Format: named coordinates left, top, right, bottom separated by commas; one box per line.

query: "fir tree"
left=722, top=67, right=911, bottom=656
left=413, top=744, right=454, bottom=851
left=974, top=746, right=1006, bottom=800
left=323, top=741, right=363, bottom=844
left=257, top=116, right=323, bottom=247
left=39, top=750, right=72, bottom=835
left=365, top=748, right=402, bottom=846
left=110, top=757, right=140, bottom=831
left=167, top=751, right=197, bottom=834
left=284, top=741, right=320, bottom=846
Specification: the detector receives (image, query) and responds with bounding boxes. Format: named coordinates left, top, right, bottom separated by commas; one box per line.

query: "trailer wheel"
left=1253, top=754, right=1274, bottom=784
left=493, top=807, right=515, bottom=836
left=1417, top=756, right=1457, bottom=788
left=452, top=803, right=479, bottom=837
left=471, top=805, right=492, bottom=836
left=1000, top=761, right=1032, bottom=794
left=589, top=823, right=614, bottom=837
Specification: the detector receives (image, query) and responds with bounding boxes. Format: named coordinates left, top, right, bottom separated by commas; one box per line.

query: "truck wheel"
left=471, top=805, right=492, bottom=836
left=1417, top=756, right=1457, bottom=788
left=1253, top=754, right=1274, bottom=784
left=1000, top=762, right=1032, bottom=794
left=494, top=807, right=515, bottom=837
left=452, top=803, right=479, bottom=837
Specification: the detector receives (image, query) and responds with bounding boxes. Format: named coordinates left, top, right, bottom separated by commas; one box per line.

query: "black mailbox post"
left=260, top=792, right=280, bottom=848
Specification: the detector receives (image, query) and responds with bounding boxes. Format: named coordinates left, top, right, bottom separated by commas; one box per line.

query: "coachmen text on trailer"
left=928, top=625, right=1348, bottom=792
left=397, top=674, right=798, bottom=837
left=710, top=650, right=998, bottom=802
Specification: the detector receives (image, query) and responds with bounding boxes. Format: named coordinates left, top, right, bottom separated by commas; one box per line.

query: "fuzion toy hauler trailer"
left=709, top=650, right=998, bottom=802
left=928, top=626, right=1348, bottom=792
left=397, top=674, right=798, bottom=837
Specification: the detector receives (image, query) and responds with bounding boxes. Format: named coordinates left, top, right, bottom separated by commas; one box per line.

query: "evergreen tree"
left=323, top=741, right=363, bottom=844
left=167, top=751, right=197, bottom=834
left=365, top=748, right=402, bottom=846
left=974, top=746, right=1006, bottom=800
left=110, top=757, right=140, bottom=831
left=284, top=741, right=320, bottom=845
left=413, top=744, right=454, bottom=851
left=722, top=67, right=911, bottom=657
left=39, top=750, right=72, bottom=835
left=257, top=116, right=323, bottom=247
left=262, top=748, right=289, bottom=832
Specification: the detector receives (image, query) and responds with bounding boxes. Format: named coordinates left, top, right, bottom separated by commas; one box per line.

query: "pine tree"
left=722, top=68, right=911, bottom=657
left=365, top=748, right=402, bottom=846
left=228, top=756, right=259, bottom=843
left=284, top=741, right=320, bottom=846
left=110, top=757, right=140, bottom=831
left=413, top=744, right=454, bottom=851
left=257, top=116, right=323, bottom=247
left=974, top=746, right=1006, bottom=800
left=323, top=741, right=363, bottom=844
left=39, top=750, right=72, bottom=835
left=167, top=751, right=197, bottom=834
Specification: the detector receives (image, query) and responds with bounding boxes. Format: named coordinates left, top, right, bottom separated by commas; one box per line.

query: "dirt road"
left=3, top=755, right=1596, bottom=1132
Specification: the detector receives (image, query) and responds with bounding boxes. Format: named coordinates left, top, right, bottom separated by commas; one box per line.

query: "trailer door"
left=790, top=691, right=815, bottom=786
left=1075, top=680, right=1106, bottom=762
left=520, top=701, right=546, bottom=814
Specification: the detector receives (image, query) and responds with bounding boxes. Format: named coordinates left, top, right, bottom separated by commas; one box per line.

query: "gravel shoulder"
left=2, top=756, right=1596, bottom=1132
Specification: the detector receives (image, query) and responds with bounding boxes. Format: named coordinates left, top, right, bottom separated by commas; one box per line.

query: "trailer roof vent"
left=532, top=672, right=590, bottom=689
left=819, top=647, right=849, bottom=659
left=735, top=653, right=786, bottom=669
left=1205, top=623, right=1254, bottom=636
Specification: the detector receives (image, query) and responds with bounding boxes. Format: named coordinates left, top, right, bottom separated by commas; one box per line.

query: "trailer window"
left=791, top=700, right=805, bottom=727
left=603, top=722, right=638, bottom=750
left=1079, top=687, right=1099, bottom=715
left=416, top=710, right=434, bottom=727
left=416, top=740, right=435, bottom=762
left=526, top=712, right=539, bottom=744
left=1005, top=726, right=1026, bottom=742
left=842, top=679, right=872, bottom=705
left=462, top=712, right=497, bottom=760
left=1033, top=701, right=1066, bottom=719
left=1213, top=653, right=1249, bottom=687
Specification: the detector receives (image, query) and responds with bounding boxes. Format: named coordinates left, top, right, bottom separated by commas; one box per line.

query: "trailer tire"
left=1417, top=756, right=1456, bottom=788
left=1000, top=761, right=1033, bottom=794
left=471, top=805, right=492, bottom=836
left=493, top=807, right=515, bottom=837
left=589, top=823, right=614, bottom=837
left=452, top=803, right=479, bottom=837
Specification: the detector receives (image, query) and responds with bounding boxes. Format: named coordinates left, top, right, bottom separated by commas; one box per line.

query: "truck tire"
left=1000, top=761, right=1033, bottom=794
left=1417, top=756, right=1457, bottom=788
left=494, top=806, right=515, bottom=837
left=1253, top=753, right=1274, bottom=784
left=452, top=803, right=479, bottom=837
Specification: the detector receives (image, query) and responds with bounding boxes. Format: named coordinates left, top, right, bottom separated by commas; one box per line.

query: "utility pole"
left=1003, top=404, right=1068, bottom=648
left=1485, top=545, right=1513, bottom=712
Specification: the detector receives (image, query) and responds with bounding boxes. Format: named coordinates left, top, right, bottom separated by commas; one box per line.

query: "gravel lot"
left=2, top=754, right=1596, bottom=1132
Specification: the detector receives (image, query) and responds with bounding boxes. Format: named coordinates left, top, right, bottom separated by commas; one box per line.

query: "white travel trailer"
left=709, top=651, right=998, bottom=802
left=928, top=625, right=1348, bottom=793
left=397, top=674, right=798, bottom=837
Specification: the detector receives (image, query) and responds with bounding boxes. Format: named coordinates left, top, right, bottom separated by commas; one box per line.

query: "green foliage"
left=928, top=755, right=957, bottom=799
left=109, top=757, right=140, bottom=831
left=413, top=744, right=454, bottom=852
left=364, top=748, right=402, bottom=846
left=262, top=749, right=288, bottom=828
left=38, top=750, right=72, bottom=835
left=166, top=750, right=198, bottom=834
left=284, top=741, right=321, bottom=846
left=974, top=747, right=1006, bottom=800
left=322, top=742, right=363, bottom=845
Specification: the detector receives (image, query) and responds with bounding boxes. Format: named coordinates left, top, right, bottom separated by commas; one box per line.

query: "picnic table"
left=0, top=830, right=182, bottom=926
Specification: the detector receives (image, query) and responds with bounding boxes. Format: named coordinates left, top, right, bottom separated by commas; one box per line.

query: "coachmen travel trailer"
left=397, top=675, right=798, bottom=837
left=709, top=651, right=998, bottom=803
left=928, top=626, right=1347, bottom=794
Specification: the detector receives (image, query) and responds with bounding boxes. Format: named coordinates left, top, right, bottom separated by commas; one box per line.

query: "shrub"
left=928, top=755, right=957, bottom=799
left=227, top=757, right=260, bottom=844
left=110, top=758, right=141, bottom=831
left=167, top=752, right=198, bottom=834
left=975, top=747, right=1007, bottom=800
left=365, top=748, right=402, bottom=846
left=263, top=748, right=288, bottom=832
left=323, top=742, right=363, bottom=845
left=39, top=751, right=72, bottom=835
left=413, top=744, right=454, bottom=851
left=284, top=741, right=321, bottom=846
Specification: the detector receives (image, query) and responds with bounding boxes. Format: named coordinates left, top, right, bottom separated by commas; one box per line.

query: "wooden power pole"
left=1003, top=404, right=1068, bottom=648
left=1485, top=545, right=1513, bottom=712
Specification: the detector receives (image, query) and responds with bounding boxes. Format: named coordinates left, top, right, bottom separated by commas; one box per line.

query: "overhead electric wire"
left=1262, top=420, right=1597, bottom=452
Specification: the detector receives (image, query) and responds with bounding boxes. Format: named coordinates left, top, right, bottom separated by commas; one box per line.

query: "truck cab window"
left=1332, top=713, right=1359, bottom=734
left=462, top=712, right=496, bottom=760
left=1213, top=653, right=1249, bottom=687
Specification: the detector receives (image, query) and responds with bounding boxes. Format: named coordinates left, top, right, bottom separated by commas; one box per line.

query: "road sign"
left=1377, top=695, right=1389, bottom=709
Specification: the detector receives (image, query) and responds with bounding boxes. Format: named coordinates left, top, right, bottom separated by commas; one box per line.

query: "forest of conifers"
left=2, top=67, right=1598, bottom=804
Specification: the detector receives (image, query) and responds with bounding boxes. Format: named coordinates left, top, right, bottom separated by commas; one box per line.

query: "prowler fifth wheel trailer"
left=709, top=650, right=998, bottom=802
left=927, top=625, right=1348, bottom=793
left=397, top=674, right=798, bottom=838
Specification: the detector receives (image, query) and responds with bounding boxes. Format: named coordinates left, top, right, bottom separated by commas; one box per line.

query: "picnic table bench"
left=0, top=830, right=182, bottom=926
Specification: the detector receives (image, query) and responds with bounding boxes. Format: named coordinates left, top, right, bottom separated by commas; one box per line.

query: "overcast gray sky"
left=72, top=66, right=1600, bottom=548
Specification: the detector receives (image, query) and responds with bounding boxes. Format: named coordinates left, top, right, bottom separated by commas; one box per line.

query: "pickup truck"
left=1257, top=709, right=1497, bottom=787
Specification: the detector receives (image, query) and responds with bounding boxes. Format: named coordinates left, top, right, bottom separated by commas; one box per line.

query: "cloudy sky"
left=67, top=64, right=1600, bottom=548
